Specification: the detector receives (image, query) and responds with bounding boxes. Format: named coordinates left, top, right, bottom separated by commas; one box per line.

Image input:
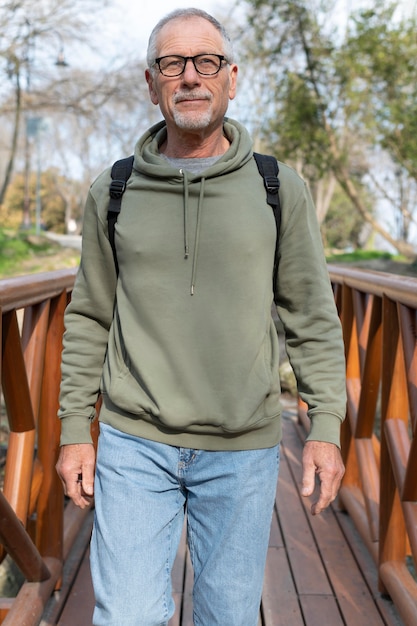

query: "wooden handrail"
left=0, top=268, right=79, bottom=624
left=327, top=263, right=417, bottom=626
left=329, top=264, right=417, bottom=307
left=0, top=264, right=416, bottom=624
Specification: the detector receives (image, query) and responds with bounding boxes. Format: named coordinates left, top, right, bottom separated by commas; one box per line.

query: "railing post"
left=22, top=301, right=51, bottom=423
left=379, top=296, right=408, bottom=593
left=36, top=291, right=68, bottom=562
left=1, top=310, right=36, bottom=528
left=340, top=283, right=360, bottom=485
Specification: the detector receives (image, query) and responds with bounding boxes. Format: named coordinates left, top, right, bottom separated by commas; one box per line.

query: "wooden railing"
left=0, top=268, right=84, bottom=626
left=313, top=265, right=416, bottom=626
left=0, top=265, right=416, bottom=625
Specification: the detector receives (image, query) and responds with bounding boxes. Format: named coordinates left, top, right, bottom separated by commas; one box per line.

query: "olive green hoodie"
left=58, top=119, right=346, bottom=450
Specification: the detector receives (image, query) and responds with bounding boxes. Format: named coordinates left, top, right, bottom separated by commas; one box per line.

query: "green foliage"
left=326, top=250, right=393, bottom=263
left=238, top=0, right=417, bottom=256
left=0, top=228, right=80, bottom=276
left=241, top=0, right=417, bottom=171
left=240, top=0, right=341, bottom=172
left=273, top=72, right=331, bottom=171
left=0, top=230, right=53, bottom=275
left=1, top=175, right=26, bottom=229
left=342, top=4, right=417, bottom=176
left=321, top=183, right=368, bottom=249
left=1, top=169, right=83, bottom=233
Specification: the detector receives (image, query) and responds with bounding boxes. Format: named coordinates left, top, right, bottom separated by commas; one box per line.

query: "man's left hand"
left=301, top=441, right=345, bottom=515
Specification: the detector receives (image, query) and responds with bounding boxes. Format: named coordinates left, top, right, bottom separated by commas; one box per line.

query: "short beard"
left=172, top=108, right=212, bottom=129
left=172, top=91, right=213, bottom=130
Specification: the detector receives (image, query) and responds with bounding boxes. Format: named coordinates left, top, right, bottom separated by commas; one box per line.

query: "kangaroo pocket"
left=102, top=319, right=281, bottom=435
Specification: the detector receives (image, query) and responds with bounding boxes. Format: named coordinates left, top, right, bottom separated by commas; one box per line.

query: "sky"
left=92, top=0, right=415, bottom=70
left=98, top=0, right=236, bottom=65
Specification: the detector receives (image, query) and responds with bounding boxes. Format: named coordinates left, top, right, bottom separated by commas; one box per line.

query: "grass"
left=0, top=229, right=415, bottom=279
left=326, top=249, right=394, bottom=263
left=0, top=229, right=80, bottom=277
left=326, top=248, right=417, bottom=277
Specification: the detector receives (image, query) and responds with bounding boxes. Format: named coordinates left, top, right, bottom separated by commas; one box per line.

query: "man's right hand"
left=56, top=443, right=96, bottom=509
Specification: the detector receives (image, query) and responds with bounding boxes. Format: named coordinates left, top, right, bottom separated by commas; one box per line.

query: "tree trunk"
left=325, top=122, right=416, bottom=259
left=0, top=75, right=22, bottom=207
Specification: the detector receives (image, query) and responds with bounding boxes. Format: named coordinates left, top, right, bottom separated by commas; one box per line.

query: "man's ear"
left=228, top=64, right=238, bottom=101
left=145, top=69, right=159, bottom=105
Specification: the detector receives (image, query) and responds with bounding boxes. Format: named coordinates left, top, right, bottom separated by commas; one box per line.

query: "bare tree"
left=0, top=0, right=108, bottom=209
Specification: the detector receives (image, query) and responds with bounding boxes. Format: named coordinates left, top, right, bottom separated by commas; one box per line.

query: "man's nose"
left=182, top=58, right=201, bottom=82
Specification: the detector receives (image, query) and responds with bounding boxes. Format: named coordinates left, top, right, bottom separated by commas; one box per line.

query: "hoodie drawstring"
left=190, top=178, right=205, bottom=296
left=181, top=169, right=190, bottom=259
left=181, top=170, right=205, bottom=296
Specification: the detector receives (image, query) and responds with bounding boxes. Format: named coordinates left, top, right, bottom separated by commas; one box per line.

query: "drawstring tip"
left=190, top=285, right=194, bottom=296
left=184, top=246, right=189, bottom=259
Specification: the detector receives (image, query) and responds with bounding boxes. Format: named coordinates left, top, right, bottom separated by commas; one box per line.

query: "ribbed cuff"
left=305, top=412, right=343, bottom=448
left=59, top=415, right=94, bottom=446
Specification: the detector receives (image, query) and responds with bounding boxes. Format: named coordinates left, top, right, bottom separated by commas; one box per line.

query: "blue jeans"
left=90, top=423, right=280, bottom=626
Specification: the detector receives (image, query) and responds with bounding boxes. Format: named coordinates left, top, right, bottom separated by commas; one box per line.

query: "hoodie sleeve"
left=58, top=170, right=118, bottom=445
left=274, top=165, right=346, bottom=447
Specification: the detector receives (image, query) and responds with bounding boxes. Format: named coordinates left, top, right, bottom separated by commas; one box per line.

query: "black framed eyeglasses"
left=154, top=54, right=228, bottom=77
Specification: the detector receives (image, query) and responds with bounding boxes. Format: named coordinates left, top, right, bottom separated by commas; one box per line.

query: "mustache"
left=173, top=91, right=212, bottom=104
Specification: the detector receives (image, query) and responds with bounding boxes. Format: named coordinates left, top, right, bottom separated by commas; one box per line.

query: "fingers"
left=64, top=478, right=93, bottom=509
left=67, top=468, right=95, bottom=509
left=301, top=457, right=316, bottom=498
left=56, top=443, right=96, bottom=509
left=310, top=473, right=337, bottom=515
left=301, top=441, right=345, bottom=516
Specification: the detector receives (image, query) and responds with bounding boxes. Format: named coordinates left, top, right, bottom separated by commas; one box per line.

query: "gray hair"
left=146, top=8, right=235, bottom=70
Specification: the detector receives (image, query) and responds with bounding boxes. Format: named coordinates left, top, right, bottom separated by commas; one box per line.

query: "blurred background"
left=0, top=0, right=416, bottom=275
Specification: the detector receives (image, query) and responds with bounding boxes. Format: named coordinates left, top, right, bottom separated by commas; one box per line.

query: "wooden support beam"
left=0, top=491, right=50, bottom=582
left=1, top=557, right=61, bottom=626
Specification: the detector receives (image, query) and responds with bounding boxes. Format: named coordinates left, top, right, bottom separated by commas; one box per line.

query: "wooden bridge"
left=0, top=265, right=416, bottom=625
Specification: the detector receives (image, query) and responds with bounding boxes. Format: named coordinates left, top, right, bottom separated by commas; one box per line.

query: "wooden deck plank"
left=261, top=546, right=303, bottom=625
left=282, top=418, right=401, bottom=626
left=40, top=509, right=94, bottom=626
left=58, top=547, right=94, bottom=626
left=275, top=443, right=334, bottom=596
left=298, top=595, right=344, bottom=626
left=335, top=509, right=404, bottom=626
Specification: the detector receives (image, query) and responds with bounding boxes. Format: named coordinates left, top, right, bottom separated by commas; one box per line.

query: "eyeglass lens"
left=157, top=55, right=224, bottom=76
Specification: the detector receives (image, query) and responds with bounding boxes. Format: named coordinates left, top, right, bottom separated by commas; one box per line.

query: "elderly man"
left=56, top=8, right=346, bottom=626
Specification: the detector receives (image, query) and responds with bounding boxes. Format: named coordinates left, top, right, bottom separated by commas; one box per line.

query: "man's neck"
left=160, top=126, right=230, bottom=159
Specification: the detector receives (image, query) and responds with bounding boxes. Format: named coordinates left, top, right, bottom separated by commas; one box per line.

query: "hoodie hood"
left=133, top=118, right=254, bottom=179
left=130, top=118, right=254, bottom=295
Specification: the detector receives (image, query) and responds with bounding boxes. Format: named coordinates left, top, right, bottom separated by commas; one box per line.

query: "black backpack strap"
left=253, top=152, right=281, bottom=303
left=107, top=152, right=281, bottom=297
left=108, top=155, right=134, bottom=274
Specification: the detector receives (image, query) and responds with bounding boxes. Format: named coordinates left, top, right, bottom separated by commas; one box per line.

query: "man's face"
left=146, top=17, right=238, bottom=136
